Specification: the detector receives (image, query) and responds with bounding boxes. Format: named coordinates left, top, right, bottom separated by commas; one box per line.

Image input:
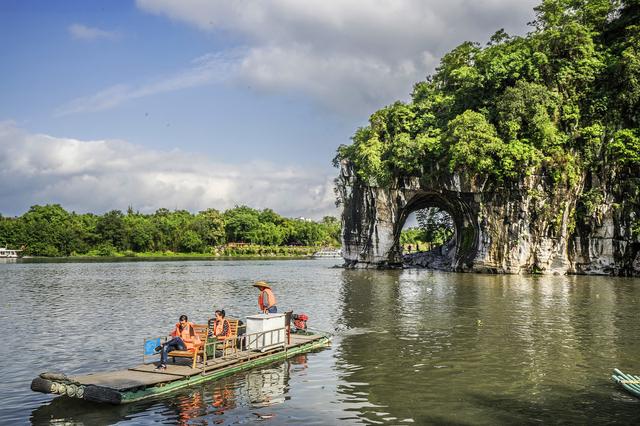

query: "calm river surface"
left=1, top=258, right=639, bottom=425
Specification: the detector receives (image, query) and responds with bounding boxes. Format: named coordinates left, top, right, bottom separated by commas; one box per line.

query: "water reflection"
left=334, top=270, right=640, bottom=424
left=3, top=259, right=640, bottom=424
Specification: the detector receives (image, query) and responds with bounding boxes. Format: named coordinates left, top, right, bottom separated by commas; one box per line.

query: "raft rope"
left=620, top=380, right=640, bottom=384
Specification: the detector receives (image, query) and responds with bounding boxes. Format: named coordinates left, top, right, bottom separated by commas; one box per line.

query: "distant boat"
left=311, top=248, right=342, bottom=258
left=0, top=247, right=21, bottom=258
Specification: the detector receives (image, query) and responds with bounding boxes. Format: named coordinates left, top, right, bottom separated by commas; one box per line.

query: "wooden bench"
left=167, top=323, right=209, bottom=369
left=204, top=319, right=240, bottom=359
left=222, top=319, right=240, bottom=355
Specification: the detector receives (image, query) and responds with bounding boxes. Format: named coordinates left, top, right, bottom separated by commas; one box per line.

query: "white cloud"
left=0, top=122, right=338, bottom=218
left=68, top=23, right=121, bottom=41
left=237, top=44, right=437, bottom=114
left=60, top=1, right=538, bottom=116
left=55, top=52, right=241, bottom=115
left=133, top=0, right=539, bottom=114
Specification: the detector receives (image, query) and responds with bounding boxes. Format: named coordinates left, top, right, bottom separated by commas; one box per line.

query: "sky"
left=0, top=0, right=539, bottom=219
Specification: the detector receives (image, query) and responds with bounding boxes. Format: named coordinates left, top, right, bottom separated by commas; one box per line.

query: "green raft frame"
left=32, top=332, right=330, bottom=404
left=612, top=368, right=640, bottom=398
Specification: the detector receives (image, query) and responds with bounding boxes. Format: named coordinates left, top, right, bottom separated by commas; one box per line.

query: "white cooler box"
left=246, top=313, right=286, bottom=351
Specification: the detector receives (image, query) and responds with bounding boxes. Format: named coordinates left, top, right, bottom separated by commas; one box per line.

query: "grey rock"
left=336, top=161, right=639, bottom=276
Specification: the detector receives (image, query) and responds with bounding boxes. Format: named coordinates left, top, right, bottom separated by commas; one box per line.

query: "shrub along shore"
left=0, top=204, right=340, bottom=257
left=75, top=244, right=322, bottom=258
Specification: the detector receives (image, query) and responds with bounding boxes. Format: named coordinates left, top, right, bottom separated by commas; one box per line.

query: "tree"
left=415, top=208, right=455, bottom=245
left=96, top=210, right=126, bottom=251
left=124, top=214, right=155, bottom=252
left=193, top=209, right=225, bottom=246
left=284, top=220, right=324, bottom=246
left=21, top=204, right=72, bottom=256
left=249, top=222, right=285, bottom=246
left=224, top=209, right=260, bottom=242
left=179, top=229, right=204, bottom=253
left=321, top=216, right=341, bottom=246
left=445, top=110, right=504, bottom=177
left=258, top=208, right=285, bottom=225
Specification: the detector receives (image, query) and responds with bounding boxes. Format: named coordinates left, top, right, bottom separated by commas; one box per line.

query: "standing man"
left=254, top=281, right=277, bottom=313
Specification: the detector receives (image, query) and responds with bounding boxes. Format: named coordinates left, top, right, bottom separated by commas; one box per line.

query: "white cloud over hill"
left=135, top=0, right=538, bottom=115
left=0, top=122, right=337, bottom=218
left=60, top=1, right=538, bottom=117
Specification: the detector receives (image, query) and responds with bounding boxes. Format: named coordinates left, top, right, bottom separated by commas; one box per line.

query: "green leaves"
left=0, top=205, right=342, bottom=256
left=336, top=0, right=639, bottom=187
left=496, top=81, right=561, bottom=149
left=445, top=110, right=503, bottom=175
left=609, top=129, right=640, bottom=165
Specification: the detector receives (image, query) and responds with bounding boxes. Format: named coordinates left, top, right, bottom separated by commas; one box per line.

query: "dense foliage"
left=335, top=0, right=640, bottom=187
left=0, top=204, right=340, bottom=256
left=400, top=208, right=455, bottom=248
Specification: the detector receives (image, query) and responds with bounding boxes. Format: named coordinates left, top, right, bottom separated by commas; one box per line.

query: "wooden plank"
left=289, top=334, right=318, bottom=345
left=70, top=370, right=183, bottom=390
left=129, top=363, right=197, bottom=377
left=68, top=333, right=328, bottom=392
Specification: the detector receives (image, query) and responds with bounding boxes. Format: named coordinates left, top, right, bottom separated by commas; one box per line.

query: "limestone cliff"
left=334, top=2, right=640, bottom=275
left=337, top=160, right=639, bottom=275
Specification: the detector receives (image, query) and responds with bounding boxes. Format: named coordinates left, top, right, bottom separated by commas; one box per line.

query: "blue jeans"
left=160, top=337, right=186, bottom=365
left=266, top=306, right=277, bottom=313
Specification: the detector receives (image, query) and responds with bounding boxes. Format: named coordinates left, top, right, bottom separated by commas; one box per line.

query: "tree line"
left=335, top=0, right=640, bottom=189
left=0, top=204, right=341, bottom=256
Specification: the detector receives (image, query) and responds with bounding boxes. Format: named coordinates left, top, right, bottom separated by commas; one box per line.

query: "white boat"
left=311, top=248, right=342, bottom=258
left=0, top=247, right=21, bottom=258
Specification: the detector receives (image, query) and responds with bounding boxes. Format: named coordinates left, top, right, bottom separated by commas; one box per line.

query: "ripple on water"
left=3, top=261, right=640, bottom=424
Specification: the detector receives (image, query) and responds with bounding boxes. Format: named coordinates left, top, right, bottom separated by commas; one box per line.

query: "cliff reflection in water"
left=334, top=270, right=640, bottom=424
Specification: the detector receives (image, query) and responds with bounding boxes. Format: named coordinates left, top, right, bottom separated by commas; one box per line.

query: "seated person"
left=206, top=310, right=231, bottom=357
left=156, top=314, right=201, bottom=370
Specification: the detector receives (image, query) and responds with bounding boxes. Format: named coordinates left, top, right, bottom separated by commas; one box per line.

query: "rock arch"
left=396, top=191, right=477, bottom=271
left=336, top=161, right=640, bottom=275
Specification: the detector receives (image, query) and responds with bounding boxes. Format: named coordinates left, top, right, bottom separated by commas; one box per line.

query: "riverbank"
left=59, top=245, right=341, bottom=259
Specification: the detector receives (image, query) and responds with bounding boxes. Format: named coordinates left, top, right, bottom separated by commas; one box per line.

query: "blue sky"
left=0, top=0, right=537, bottom=218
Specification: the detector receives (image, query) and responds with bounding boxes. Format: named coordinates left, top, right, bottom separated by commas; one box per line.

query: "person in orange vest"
left=206, top=309, right=232, bottom=358
left=209, top=309, right=231, bottom=341
left=156, top=314, right=201, bottom=370
left=253, top=281, right=277, bottom=313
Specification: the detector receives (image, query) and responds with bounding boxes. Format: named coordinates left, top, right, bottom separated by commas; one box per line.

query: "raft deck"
left=32, top=332, right=330, bottom=404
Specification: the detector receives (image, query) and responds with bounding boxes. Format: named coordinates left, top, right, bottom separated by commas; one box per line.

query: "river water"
left=1, top=258, right=639, bottom=425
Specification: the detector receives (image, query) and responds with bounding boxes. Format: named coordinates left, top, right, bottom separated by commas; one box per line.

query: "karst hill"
left=336, top=0, right=640, bottom=275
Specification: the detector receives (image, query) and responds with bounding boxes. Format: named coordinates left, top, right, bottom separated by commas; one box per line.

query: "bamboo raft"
left=31, top=332, right=330, bottom=404
left=612, top=368, right=640, bottom=398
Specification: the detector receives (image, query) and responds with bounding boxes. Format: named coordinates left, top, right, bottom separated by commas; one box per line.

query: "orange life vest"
left=214, top=318, right=231, bottom=340
left=171, top=321, right=201, bottom=350
left=258, top=288, right=276, bottom=311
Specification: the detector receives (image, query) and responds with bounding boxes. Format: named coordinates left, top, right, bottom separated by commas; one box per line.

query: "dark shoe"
left=155, top=364, right=166, bottom=371
left=154, top=345, right=162, bottom=353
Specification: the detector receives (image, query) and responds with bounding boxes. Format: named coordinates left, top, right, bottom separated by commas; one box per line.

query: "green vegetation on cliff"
left=0, top=204, right=340, bottom=257
left=335, top=0, right=640, bottom=187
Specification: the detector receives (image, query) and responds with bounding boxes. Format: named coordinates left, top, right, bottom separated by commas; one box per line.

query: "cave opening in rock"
left=401, top=208, right=454, bottom=251
left=400, top=206, right=456, bottom=269
left=394, top=192, right=472, bottom=270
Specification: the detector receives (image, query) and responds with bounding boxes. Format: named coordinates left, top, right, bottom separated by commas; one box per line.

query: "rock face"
left=336, top=161, right=640, bottom=275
